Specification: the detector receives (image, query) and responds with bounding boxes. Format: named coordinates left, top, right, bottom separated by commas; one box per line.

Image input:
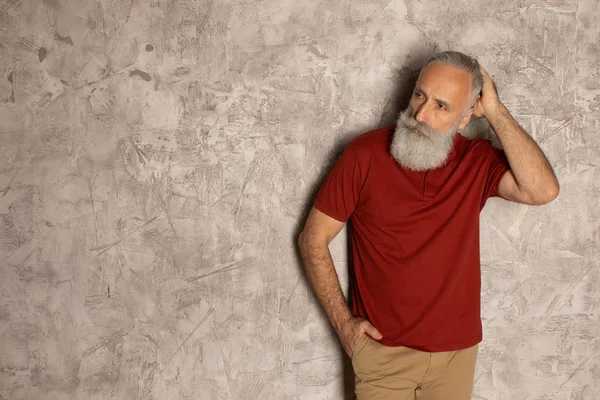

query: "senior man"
left=297, top=51, right=559, bottom=399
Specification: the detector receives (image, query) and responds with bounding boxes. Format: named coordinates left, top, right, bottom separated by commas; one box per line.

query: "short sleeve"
left=313, top=142, right=366, bottom=223
left=482, top=145, right=510, bottom=205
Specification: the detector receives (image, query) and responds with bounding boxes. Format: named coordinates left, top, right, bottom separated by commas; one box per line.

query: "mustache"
left=398, top=109, right=438, bottom=138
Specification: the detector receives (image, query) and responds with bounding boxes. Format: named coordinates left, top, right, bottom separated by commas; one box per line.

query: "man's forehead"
left=416, top=62, right=473, bottom=104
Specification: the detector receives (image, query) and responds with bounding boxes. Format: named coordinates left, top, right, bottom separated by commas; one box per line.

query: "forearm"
left=298, top=233, right=353, bottom=334
left=486, top=102, right=559, bottom=201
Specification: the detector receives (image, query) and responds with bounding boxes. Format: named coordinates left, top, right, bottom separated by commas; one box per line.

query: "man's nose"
left=414, top=102, right=429, bottom=124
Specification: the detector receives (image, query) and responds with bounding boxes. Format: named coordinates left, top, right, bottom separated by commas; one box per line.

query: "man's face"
left=408, top=62, right=474, bottom=135
left=390, top=62, right=475, bottom=171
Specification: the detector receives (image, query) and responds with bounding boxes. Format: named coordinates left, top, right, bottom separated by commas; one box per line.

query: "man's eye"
left=414, top=93, right=423, bottom=99
left=438, top=104, right=446, bottom=110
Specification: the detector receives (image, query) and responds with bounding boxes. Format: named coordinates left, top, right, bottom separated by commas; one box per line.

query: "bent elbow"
left=547, top=183, right=560, bottom=202
left=532, top=183, right=560, bottom=205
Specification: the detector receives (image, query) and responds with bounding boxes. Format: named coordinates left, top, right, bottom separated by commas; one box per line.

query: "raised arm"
left=297, top=207, right=382, bottom=357
left=473, top=68, right=560, bottom=205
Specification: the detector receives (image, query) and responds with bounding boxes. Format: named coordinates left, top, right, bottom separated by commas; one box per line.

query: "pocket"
left=351, top=334, right=370, bottom=360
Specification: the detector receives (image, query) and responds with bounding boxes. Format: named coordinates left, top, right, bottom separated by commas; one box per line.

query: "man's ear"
left=458, top=106, right=475, bottom=130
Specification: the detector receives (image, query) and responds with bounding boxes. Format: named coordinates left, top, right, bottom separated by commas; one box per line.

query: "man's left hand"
left=473, top=68, right=502, bottom=118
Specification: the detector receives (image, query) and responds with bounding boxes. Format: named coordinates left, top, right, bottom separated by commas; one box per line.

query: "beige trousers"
left=352, top=335, right=478, bottom=400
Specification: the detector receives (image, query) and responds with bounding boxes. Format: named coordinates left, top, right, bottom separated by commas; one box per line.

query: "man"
left=297, top=51, right=559, bottom=399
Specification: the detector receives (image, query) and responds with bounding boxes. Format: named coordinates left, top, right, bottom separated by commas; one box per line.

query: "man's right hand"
left=338, top=316, right=383, bottom=358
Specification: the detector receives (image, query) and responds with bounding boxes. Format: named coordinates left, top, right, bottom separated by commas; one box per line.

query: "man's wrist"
left=332, top=313, right=353, bottom=334
left=483, top=100, right=508, bottom=123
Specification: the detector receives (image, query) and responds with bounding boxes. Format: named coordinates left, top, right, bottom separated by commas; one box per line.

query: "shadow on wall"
left=290, top=50, right=433, bottom=399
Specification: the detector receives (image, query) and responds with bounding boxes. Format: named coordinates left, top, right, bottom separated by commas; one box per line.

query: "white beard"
left=390, top=108, right=461, bottom=171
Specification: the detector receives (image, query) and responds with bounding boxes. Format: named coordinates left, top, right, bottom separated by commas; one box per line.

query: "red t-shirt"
left=314, top=125, right=510, bottom=352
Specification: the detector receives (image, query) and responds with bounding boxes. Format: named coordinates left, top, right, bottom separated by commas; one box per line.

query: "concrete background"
left=1, top=0, right=598, bottom=399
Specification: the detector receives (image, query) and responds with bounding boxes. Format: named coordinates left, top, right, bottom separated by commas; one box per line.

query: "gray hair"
left=423, top=51, right=483, bottom=104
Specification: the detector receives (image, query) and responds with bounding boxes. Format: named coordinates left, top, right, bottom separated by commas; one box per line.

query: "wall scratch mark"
left=186, top=257, right=255, bottom=282
left=488, top=221, right=518, bottom=249
left=87, top=175, right=100, bottom=247
left=129, top=137, right=148, bottom=164
left=197, top=0, right=214, bottom=37
left=233, top=154, right=261, bottom=216
left=1, top=0, right=22, bottom=13
left=559, top=341, right=600, bottom=388
left=366, top=0, right=391, bottom=23
left=539, top=118, right=573, bottom=143
left=545, top=262, right=595, bottom=315
left=89, top=216, right=157, bottom=255
left=11, top=232, right=50, bottom=273
left=154, top=183, right=178, bottom=238
left=291, top=355, right=339, bottom=365
left=74, top=62, right=136, bottom=91
left=82, top=329, right=128, bottom=359
left=167, top=308, right=214, bottom=364
left=286, top=277, right=301, bottom=304
left=524, top=53, right=555, bottom=76
left=17, top=37, right=38, bottom=54
left=211, top=327, right=232, bottom=381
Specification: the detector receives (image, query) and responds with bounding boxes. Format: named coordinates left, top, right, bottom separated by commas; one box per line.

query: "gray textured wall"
left=1, top=0, right=598, bottom=399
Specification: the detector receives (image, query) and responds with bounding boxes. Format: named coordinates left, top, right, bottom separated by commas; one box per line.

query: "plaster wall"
left=0, top=0, right=599, bottom=399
